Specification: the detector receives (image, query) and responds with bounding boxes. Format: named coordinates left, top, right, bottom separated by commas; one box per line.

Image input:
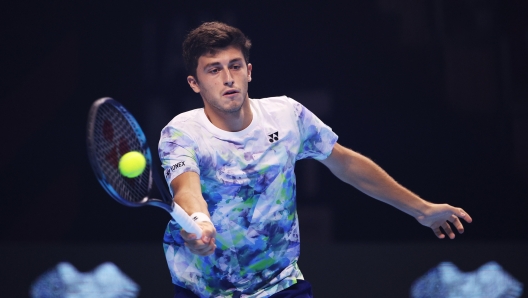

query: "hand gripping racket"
left=86, top=97, right=202, bottom=238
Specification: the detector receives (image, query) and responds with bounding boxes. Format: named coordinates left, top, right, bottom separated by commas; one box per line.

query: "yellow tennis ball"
left=118, top=151, right=146, bottom=178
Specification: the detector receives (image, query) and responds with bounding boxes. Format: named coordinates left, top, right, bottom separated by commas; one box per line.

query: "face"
left=188, top=46, right=252, bottom=115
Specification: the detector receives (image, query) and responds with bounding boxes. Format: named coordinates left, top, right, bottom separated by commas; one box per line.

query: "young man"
left=159, top=22, right=472, bottom=298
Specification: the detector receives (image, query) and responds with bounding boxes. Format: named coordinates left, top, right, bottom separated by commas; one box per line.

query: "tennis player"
left=158, top=22, right=472, bottom=298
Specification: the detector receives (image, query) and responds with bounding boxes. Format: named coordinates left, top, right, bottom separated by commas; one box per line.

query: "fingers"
left=180, top=231, right=198, bottom=241
left=433, top=223, right=455, bottom=239
left=433, top=226, right=445, bottom=239
left=181, top=230, right=210, bottom=242
left=446, top=207, right=472, bottom=236
left=185, top=238, right=216, bottom=256
left=442, top=221, right=456, bottom=239
left=181, top=222, right=217, bottom=256
left=424, top=204, right=472, bottom=240
left=181, top=222, right=216, bottom=241
left=457, top=208, right=473, bottom=223
left=434, top=214, right=467, bottom=239
left=448, top=215, right=465, bottom=234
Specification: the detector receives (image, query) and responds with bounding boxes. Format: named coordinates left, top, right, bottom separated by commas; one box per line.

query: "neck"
left=204, top=99, right=253, bottom=132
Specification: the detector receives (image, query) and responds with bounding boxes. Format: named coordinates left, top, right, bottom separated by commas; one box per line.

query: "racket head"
left=87, top=97, right=163, bottom=208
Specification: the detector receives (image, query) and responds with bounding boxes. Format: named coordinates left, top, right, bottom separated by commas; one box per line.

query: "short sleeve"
left=288, top=97, right=338, bottom=160
left=158, top=126, right=200, bottom=194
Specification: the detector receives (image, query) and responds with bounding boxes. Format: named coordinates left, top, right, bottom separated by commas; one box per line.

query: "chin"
left=224, top=98, right=246, bottom=112
left=223, top=104, right=244, bottom=114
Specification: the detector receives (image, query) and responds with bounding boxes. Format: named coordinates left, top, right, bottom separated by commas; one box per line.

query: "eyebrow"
left=203, top=58, right=244, bottom=71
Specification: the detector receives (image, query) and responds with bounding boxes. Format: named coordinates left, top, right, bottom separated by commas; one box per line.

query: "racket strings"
left=91, top=103, right=151, bottom=203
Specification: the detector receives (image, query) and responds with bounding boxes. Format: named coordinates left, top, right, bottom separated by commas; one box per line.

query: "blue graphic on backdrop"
left=30, top=262, right=139, bottom=298
left=411, top=261, right=523, bottom=298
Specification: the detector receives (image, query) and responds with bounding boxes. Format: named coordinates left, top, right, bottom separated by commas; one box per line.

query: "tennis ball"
left=118, top=151, right=146, bottom=178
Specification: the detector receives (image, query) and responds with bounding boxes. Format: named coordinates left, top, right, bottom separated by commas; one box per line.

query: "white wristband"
left=190, top=212, right=212, bottom=224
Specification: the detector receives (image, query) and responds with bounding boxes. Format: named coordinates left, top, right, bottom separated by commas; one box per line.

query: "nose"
left=223, top=68, right=234, bottom=87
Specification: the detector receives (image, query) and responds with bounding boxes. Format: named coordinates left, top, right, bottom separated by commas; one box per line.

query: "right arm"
left=170, top=171, right=216, bottom=256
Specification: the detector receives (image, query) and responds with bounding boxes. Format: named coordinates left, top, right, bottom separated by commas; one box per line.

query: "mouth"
left=223, top=89, right=239, bottom=96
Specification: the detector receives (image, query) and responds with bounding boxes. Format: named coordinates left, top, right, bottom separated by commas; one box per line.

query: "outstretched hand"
left=181, top=221, right=217, bottom=256
left=416, top=203, right=473, bottom=239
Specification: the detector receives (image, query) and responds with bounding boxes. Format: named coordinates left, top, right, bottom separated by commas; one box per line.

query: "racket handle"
left=170, top=203, right=203, bottom=239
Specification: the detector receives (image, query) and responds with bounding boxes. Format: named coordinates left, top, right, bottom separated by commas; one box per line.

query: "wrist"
left=392, top=193, right=430, bottom=218
left=190, top=212, right=212, bottom=224
left=409, top=200, right=433, bottom=218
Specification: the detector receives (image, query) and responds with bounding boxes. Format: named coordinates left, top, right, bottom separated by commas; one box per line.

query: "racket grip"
left=170, top=203, right=203, bottom=239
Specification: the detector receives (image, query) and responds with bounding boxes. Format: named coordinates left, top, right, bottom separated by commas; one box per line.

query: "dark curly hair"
left=182, top=22, right=252, bottom=78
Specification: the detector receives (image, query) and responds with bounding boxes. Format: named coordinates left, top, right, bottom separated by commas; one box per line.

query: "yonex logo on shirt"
left=268, top=131, right=279, bottom=143
left=172, top=161, right=185, bottom=170
left=165, top=161, right=186, bottom=177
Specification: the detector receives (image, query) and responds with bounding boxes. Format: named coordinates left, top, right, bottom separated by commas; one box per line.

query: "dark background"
left=1, top=0, right=527, bottom=296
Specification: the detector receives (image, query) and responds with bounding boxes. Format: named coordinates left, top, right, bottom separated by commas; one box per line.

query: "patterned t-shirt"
left=159, top=96, right=338, bottom=297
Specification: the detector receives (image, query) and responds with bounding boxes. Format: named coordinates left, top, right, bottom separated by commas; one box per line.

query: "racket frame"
left=86, top=97, right=202, bottom=238
left=87, top=97, right=162, bottom=208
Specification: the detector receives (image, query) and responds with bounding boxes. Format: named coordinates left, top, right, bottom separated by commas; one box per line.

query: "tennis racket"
left=86, top=97, right=202, bottom=238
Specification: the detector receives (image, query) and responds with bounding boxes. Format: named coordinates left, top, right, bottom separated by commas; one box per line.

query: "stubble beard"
left=207, top=90, right=248, bottom=115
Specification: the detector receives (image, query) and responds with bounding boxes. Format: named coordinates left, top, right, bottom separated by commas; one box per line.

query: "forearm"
left=174, top=191, right=209, bottom=216
left=170, top=172, right=216, bottom=250
left=343, top=153, right=429, bottom=217
left=170, top=172, right=210, bottom=217
left=322, top=144, right=430, bottom=218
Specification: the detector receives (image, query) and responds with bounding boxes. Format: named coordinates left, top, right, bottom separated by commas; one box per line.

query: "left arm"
left=319, top=142, right=472, bottom=239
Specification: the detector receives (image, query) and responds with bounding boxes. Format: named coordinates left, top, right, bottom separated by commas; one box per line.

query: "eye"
left=209, top=68, right=219, bottom=74
left=231, top=64, right=241, bottom=70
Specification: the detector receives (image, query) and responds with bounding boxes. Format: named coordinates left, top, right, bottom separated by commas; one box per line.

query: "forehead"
left=198, top=46, right=245, bottom=65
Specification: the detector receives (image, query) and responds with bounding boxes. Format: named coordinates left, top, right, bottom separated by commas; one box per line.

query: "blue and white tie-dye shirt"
left=159, top=96, right=338, bottom=297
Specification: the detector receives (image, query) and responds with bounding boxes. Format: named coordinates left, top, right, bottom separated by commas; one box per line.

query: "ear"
left=247, top=63, right=252, bottom=82
left=187, top=76, right=200, bottom=93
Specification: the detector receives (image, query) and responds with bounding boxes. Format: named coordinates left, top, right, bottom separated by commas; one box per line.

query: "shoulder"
left=251, top=96, right=300, bottom=115
left=166, top=108, right=203, bottom=127
left=252, top=95, right=297, bottom=106
left=161, top=109, right=203, bottom=138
